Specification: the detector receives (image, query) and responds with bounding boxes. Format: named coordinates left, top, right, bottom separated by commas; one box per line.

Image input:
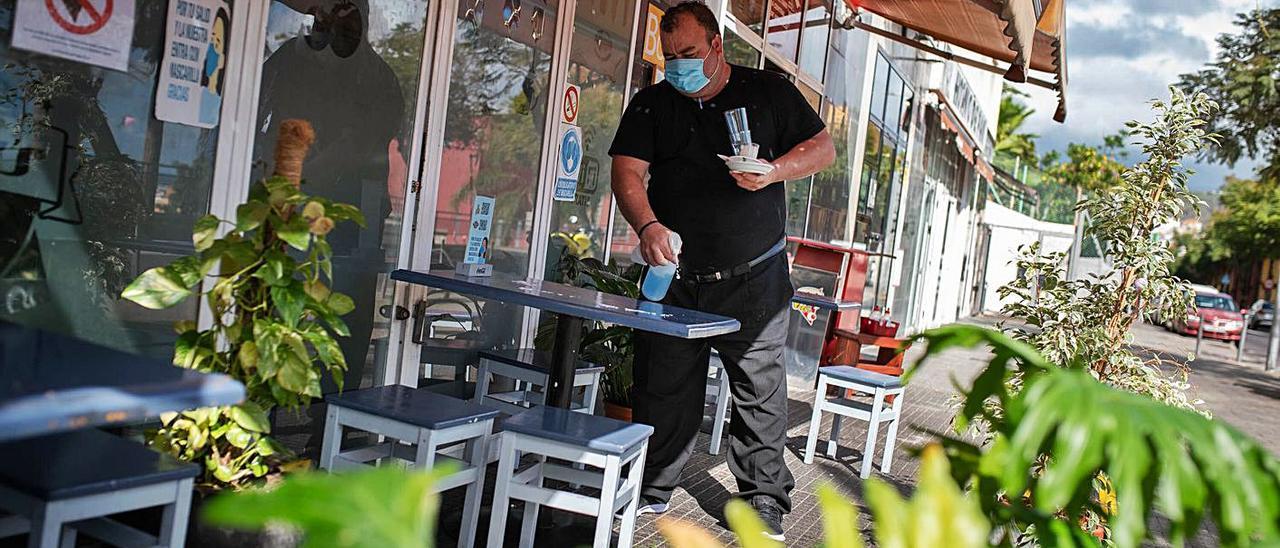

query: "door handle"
left=379, top=304, right=410, bottom=321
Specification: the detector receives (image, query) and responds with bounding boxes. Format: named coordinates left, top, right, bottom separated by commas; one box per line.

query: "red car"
left=1170, top=288, right=1245, bottom=341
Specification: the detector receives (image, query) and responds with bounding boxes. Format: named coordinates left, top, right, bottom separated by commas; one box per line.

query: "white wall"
left=978, top=201, right=1075, bottom=313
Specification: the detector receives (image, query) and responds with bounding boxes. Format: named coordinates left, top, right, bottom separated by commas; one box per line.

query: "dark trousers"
left=634, top=253, right=796, bottom=512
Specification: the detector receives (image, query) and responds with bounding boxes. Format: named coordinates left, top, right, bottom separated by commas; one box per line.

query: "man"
left=608, top=1, right=835, bottom=541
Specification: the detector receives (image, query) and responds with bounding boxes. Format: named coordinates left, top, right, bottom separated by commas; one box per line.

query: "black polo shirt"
left=609, top=65, right=825, bottom=272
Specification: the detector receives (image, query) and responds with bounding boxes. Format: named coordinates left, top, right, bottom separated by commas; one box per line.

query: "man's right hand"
left=639, top=222, right=678, bottom=266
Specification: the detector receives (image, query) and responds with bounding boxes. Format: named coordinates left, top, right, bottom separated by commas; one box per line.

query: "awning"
left=847, top=0, right=1068, bottom=122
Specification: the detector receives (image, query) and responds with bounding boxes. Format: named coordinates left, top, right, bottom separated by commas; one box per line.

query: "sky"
left=1020, top=0, right=1279, bottom=192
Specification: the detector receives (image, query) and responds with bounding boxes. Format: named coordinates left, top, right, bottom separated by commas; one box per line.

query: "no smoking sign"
left=562, top=83, right=579, bottom=124
left=46, top=0, right=114, bottom=35
left=13, top=0, right=136, bottom=71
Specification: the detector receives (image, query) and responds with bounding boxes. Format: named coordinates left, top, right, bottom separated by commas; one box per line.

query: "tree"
left=1180, top=8, right=1280, bottom=369
left=996, top=84, right=1039, bottom=167
left=1211, top=176, right=1280, bottom=259
left=1177, top=8, right=1280, bottom=182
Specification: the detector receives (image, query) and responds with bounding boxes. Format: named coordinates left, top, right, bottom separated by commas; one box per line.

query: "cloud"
left=1068, top=20, right=1207, bottom=59
left=1015, top=0, right=1279, bottom=190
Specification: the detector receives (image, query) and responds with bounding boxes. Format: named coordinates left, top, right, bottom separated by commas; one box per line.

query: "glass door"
left=541, top=0, right=636, bottom=281
left=251, top=0, right=434, bottom=451
left=415, top=0, right=562, bottom=385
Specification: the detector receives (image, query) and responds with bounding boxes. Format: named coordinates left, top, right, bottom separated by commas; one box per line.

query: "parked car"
left=1248, top=300, right=1275, bottom=329
left=1171, top=287, right=1245, bottom=341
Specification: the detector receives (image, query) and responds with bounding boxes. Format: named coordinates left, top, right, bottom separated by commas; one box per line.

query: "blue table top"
left=791, top=292, right=861, bottom=311
left=0, top=321, right=245, bottom=442
left=391, top=269, right=740, bottom=339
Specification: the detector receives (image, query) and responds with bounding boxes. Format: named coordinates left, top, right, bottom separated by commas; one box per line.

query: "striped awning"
left=850, top=0, right=1068, bottom=122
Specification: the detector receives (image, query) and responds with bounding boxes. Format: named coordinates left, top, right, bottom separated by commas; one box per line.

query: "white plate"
left=718, top=154, right=774, bottom=175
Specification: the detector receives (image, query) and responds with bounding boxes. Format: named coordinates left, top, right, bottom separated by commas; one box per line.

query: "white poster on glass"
left=11, top=0, right=136, bottom=71
left=155, top=0, right=231, bottom=128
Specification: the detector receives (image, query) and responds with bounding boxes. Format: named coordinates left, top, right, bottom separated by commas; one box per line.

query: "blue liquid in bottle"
left=641, top=263, right=677, bottom=301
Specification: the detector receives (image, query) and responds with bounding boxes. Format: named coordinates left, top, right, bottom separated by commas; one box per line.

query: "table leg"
left=546, top=314, right=584, bottom=408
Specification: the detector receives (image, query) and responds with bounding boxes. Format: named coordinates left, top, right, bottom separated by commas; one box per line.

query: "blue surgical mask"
left=665, top=49, right=721, bottom=95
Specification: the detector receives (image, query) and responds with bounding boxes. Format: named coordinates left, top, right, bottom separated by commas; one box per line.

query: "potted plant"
left=120, top=120, right=361, bottom=544
left=540, top=252, right=643, bottom=421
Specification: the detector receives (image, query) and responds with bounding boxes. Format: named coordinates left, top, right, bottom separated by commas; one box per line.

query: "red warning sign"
left=562, top=84, right=579, bottom=124
left=46, top=0, right=114, bottom=35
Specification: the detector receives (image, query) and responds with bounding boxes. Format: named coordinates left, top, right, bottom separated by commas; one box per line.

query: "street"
left=1131, top=321, right=1280, bottom=455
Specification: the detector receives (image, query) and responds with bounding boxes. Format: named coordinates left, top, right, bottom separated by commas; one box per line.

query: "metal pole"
left=1237, top=313, right=1249, bottom=362
left=1268, top=287, right=1280, bottom=371
left=547, top=314, right=585, bottom=408
left=1195, top=319, right=1204, bottom=358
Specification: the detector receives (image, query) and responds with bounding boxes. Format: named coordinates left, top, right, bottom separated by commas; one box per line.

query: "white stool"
left=475, top=349, right=603, bottom=415
left=803, top=366, right=906, bottom=479
left=488, top=406, right=653, bottom=548
left=705, top=356, right=732, bottom=456
left=320, top=385, right=499, bottom=548
left=0, top=429, right=198, bottom=548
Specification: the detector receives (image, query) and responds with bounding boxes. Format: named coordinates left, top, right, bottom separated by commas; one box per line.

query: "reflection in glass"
left=797, top=0, right=830, bottom=80
left=805, top=17, right=867, bottom=245
left=764, top=0, right=801, bottom=63
left=885, top=71, right=904, bottom=136
left=730, top=0, right=768, bottom=35
left=429, top=0, right=559, bottom=359
left=0, top=1, right=220, bottom=357
left=723, top=30, right=761, bottom=68
left=544, top=0, right=634, bottom=281
left=787, top=178, right=811, bottom=236
left=870, top=53, right=889, bottom=122
left=256, top=0, right=428, bottom=396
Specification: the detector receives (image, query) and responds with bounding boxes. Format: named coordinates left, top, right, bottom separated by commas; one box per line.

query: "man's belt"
left=680, top=239, right=787, bottom=284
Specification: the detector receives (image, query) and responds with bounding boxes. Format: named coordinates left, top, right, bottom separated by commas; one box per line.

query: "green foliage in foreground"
left=203, top=465, right=452, bottom=547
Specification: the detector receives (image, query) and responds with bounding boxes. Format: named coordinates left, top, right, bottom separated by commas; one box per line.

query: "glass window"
left=764, top=0, right=802, bottom=63
left=723, top=29, right=761, bottom=67
left=797, top=0, right=830, bottom=80
left=787, top=178, right=812, bottom=236
left=807, top=98, right=850, bottom=244
left=870, top=53, right=889, bottom=122
left=1, top=1, right=225, bottom=357
left=425, top=0, right=558, bottom=371
left=884, top=71, right=904, bottom=137
left=544, top=0, right=635, bottom=281
left=803, top=20, right=867, bottom=246
left=730, top=0, right=768, bottom=35
left=255, top=0, right=429, bottom=393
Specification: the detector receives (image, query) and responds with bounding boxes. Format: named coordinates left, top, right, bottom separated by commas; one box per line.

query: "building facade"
left=0, top=0, right=1024, bottom=391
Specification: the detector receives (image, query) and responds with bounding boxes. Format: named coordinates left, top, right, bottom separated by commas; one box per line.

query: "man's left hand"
left=730, top=166, right=781, bottom=191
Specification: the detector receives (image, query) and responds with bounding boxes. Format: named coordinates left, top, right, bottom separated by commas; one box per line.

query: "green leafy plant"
left=539, top=253, right=644, bottom=407
left=202, top=464, right=452, bottom=547
left=999, top=89, right=1214, bottom=412
left=122, top=120, right=364, bottom=489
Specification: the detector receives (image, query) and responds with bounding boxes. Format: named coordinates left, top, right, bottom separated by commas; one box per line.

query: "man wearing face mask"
left=608, top=1, right=835, bottom=541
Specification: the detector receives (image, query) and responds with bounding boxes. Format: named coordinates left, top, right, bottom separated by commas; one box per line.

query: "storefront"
left=0, top=0, right=1065, bottom=441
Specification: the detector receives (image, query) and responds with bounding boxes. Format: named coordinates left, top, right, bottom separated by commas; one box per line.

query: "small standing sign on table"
left=457, top=195, right=495, bottom=277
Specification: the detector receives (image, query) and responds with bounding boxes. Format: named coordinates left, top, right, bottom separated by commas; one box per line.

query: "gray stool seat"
left=478, top=348, right=605, bottom=374
left=488, top=406, right=653, bottom=547
left=0, top=429, right=198, bottom=548
left=821, top=365, right=902, bottom=388
left=325, top=385, right=498, bottom=430
left=322, top=385, right=498, bottom=548
left=502, top=406, right=653, bottom=455
left=0, top=429, right=198, bottom=500
left=475, top=349, right=603, bottom=416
